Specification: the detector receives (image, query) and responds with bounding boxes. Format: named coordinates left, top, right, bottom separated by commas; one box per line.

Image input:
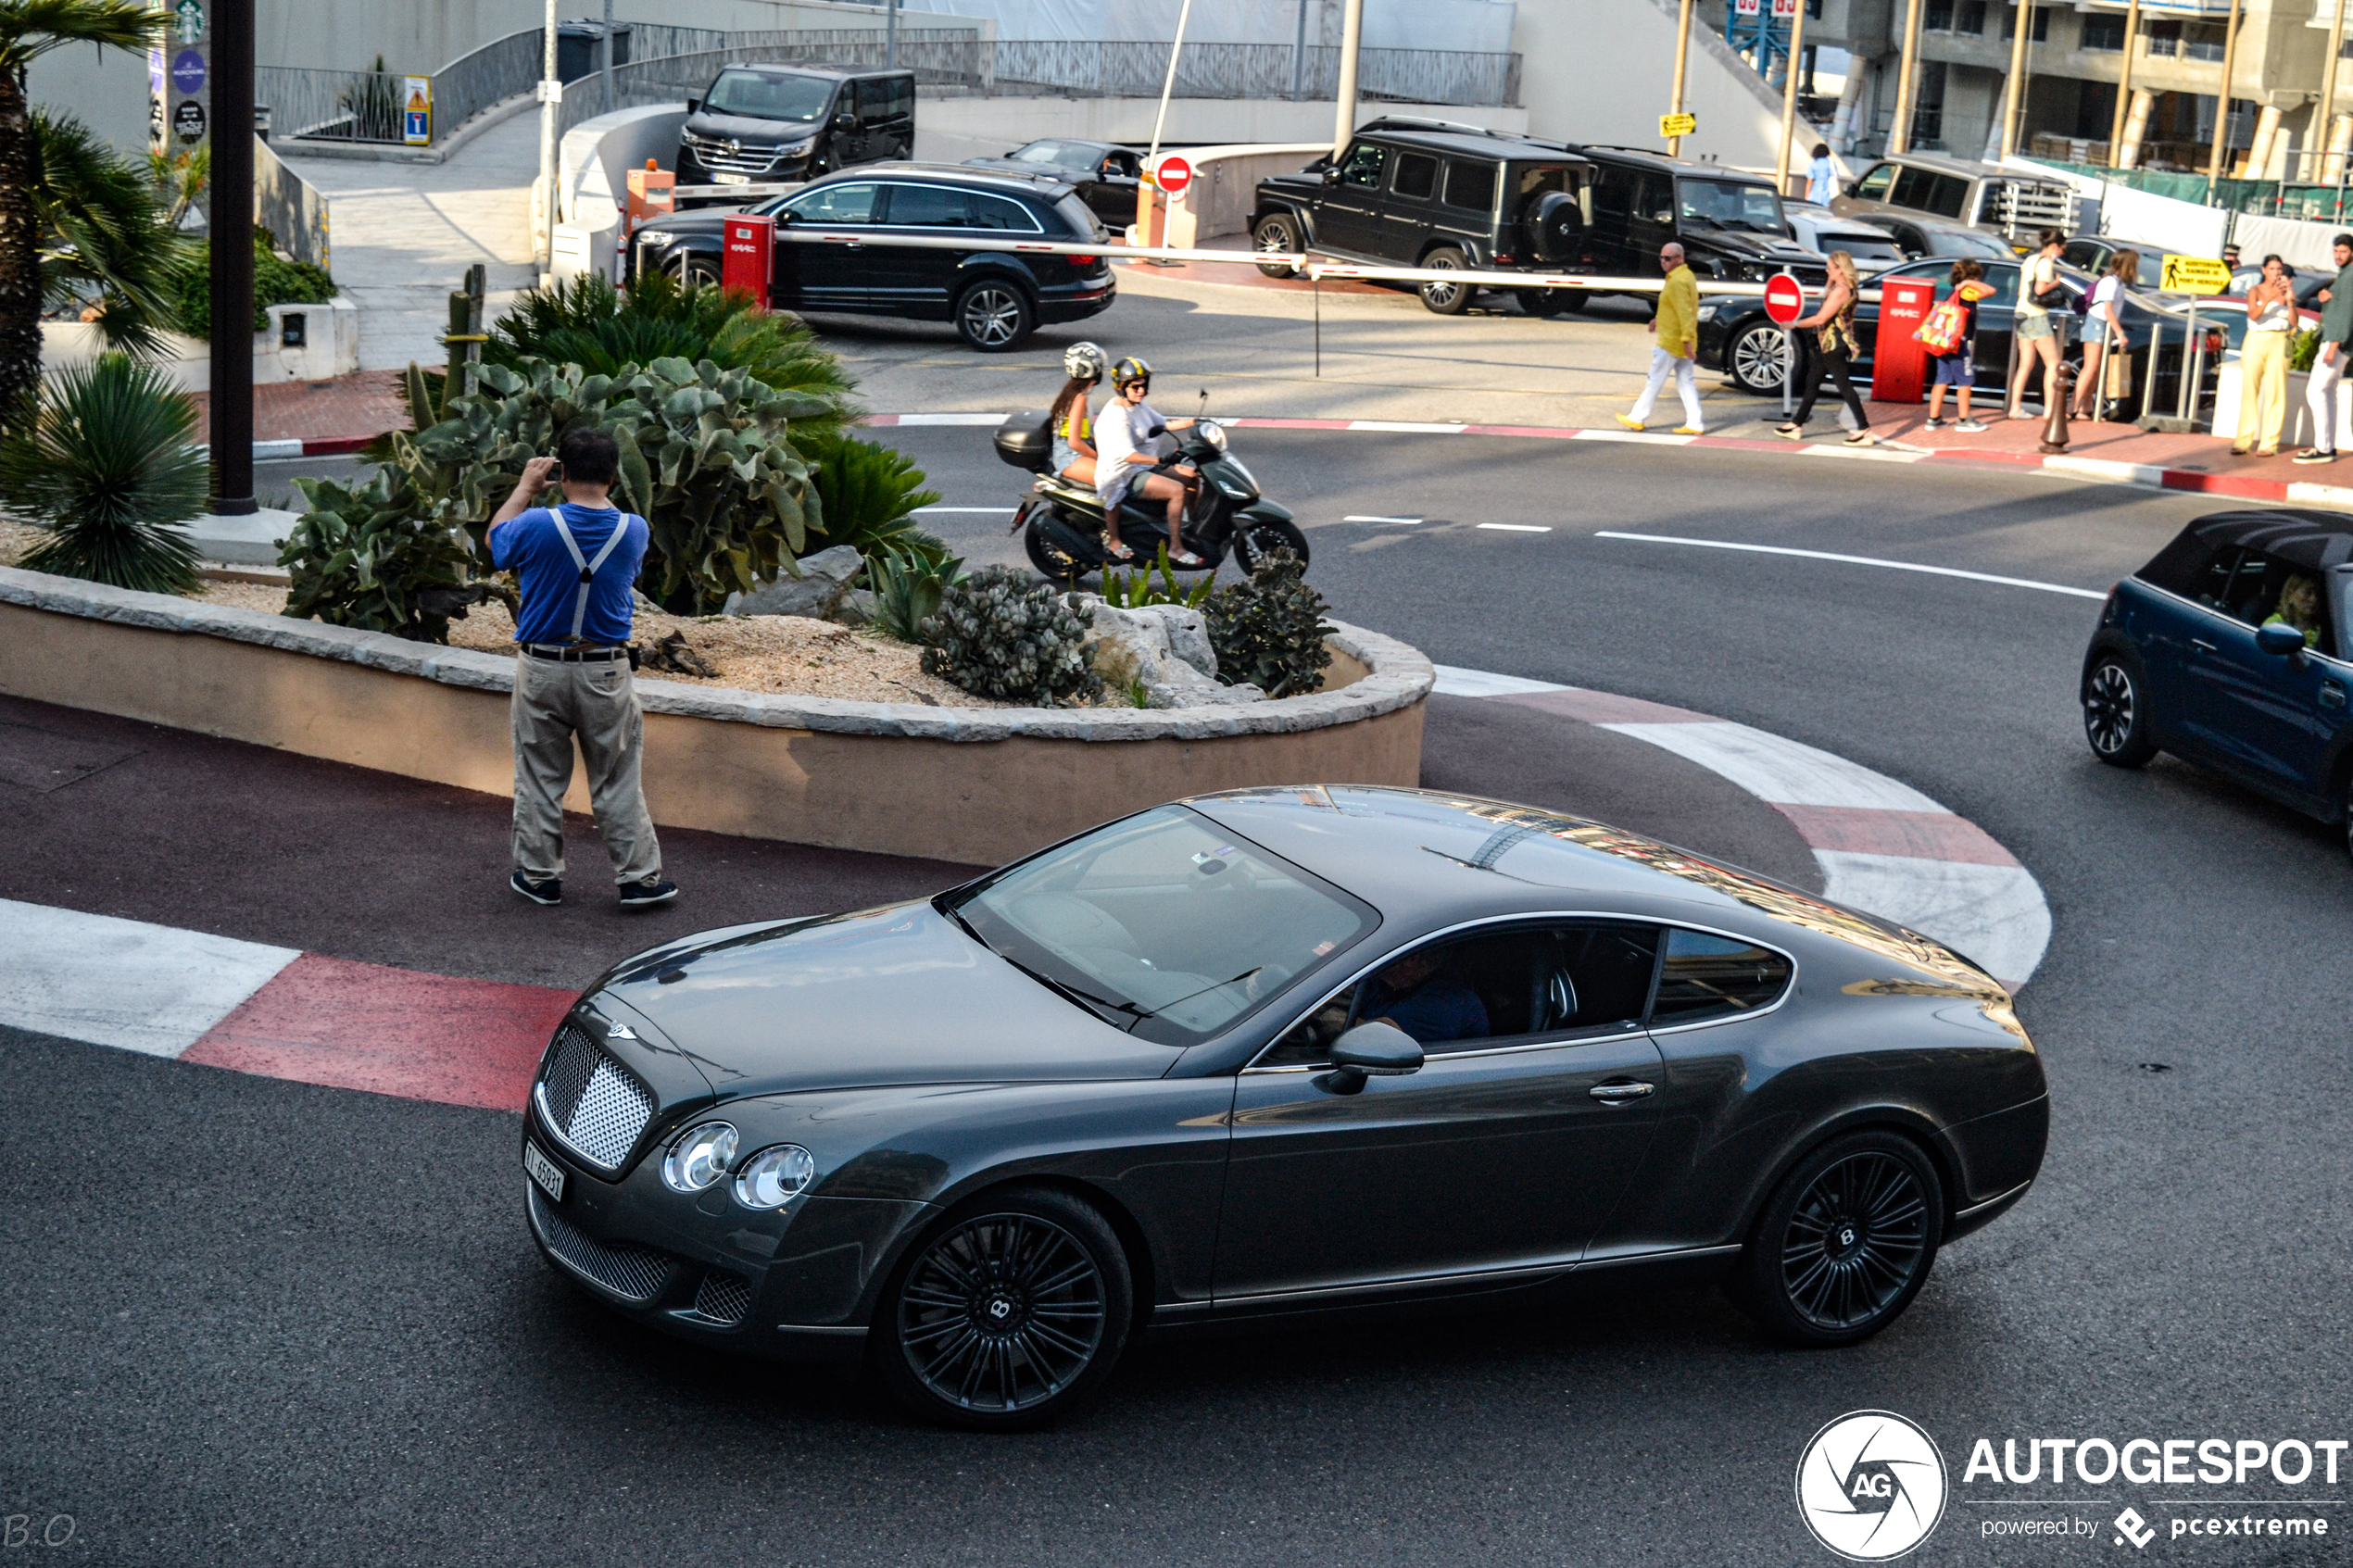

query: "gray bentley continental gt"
left=522, top=787, right=2047, bottom=1429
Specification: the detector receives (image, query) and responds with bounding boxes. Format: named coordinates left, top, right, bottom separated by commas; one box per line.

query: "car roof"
left=1578, top=145, right=1775, bottom=184
left=1871, top=150, right=2040, bottom=181
left=2178, top=509, right=2353, bottom=572
left=715, top=63, right=908, bottom=82
left=1353, top=118, right=1592, bottom=165
left=810, top=161, right=1075, bottom=198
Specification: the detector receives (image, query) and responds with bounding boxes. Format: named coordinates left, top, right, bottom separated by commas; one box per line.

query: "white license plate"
left=712, top=172, right=749, bottom=185
left=524, top=1141, right=567, bottom=1202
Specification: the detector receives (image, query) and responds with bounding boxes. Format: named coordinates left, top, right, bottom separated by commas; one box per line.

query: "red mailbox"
left=721, top=214, right=774, bottom=303
left=1871, top=274, right=1938, bottom=404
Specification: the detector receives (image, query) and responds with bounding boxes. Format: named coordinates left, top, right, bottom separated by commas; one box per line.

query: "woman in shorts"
left=2007, top=230, right=2068, bottom=421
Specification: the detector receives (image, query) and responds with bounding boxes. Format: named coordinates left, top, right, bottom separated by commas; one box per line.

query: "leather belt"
left=523, top=644, right=629, bottom=663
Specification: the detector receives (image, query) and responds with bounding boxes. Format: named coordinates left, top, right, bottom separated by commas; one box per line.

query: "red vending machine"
left=1871, top=274, right=1938, bottom=403
left=721, top=214, right=774, bottom=303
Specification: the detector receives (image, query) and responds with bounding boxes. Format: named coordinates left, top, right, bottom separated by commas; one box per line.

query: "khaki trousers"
left=2236, top=329, right=2289, bottom=455
left=510, top=653, right=662, bottom=884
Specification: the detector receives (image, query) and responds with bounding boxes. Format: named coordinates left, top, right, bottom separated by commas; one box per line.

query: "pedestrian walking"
left=2006, top=229, right=2068, bottom=422
left=1919, top=258, right=1993, bottom=433
left=487, top=427, right=677, bottom=909
left=1617, top=243, right=1705, bottom=435
left=2071, top=249, right=2136, bottom=423
left=2233, top=255, right=2296, bottom=458
left=2294, top=233, right=2353, bottom=466
left=1806, top=143, right=1837, bottom=207
left=1775, top=250, right=1876, bottom=445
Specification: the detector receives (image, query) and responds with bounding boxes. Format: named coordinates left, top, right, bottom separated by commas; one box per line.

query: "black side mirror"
left=834, top=112, right=857, bottom=132
left=1323, top=1022, right=1424, bottom=1093
left=686, top=96, right=701, bottom=114
left=2256, top=621, right=2309, bottom=655
left=1322, top=166, right=1341, bottom=185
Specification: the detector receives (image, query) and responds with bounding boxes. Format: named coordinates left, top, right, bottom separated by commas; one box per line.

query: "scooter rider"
left=1049, top=341, right=1106, bottom=490
left=1094, top=356, right=1202, bottom=567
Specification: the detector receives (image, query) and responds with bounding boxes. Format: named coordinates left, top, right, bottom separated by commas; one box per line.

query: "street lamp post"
left=2206, top=0, right=2244, bottom=198
left=538, top=0, right=559, bottom=286
left=1774, top=0, right=1811, bottom=195
left=1891, top=0, right=1923, bottom=157
left=210, top=0, right=255, bottom=515
left=1667, top=0, right=1693, bottom=157
left=2318, top=0, right=2347, bottom=185
left=1999, top=0, right=2034, bottom=161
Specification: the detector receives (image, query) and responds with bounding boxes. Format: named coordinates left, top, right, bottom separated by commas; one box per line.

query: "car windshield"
left=704, top=70, right=833, bottom=122
left=1009, top=140, right=1084, bottom=165
left=1825, top=230, right=1905, bottom=262
left=945, top=805, right=1375, bottom=1044
left=1679, top=178, right=1788, bottom=235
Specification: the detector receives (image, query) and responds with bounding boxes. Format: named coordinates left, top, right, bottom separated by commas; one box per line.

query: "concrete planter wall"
left=40, top=298, right=360, bottom=394
left=0, top=567, right=1431, bottom=867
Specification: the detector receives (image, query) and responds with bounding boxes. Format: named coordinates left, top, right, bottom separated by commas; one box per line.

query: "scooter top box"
left=994, top=409, right=1054, bottom=472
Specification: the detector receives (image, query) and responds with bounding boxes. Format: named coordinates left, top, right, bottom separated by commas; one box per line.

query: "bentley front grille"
left=536, top=1024, right=655, bottom=1171
left=530, top=1186, right=674, bottom=1301
left=693, top=1271, right=753, bottom=1324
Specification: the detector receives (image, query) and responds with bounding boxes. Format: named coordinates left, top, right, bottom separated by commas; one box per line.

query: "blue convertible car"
left=2082, top=509, right=2353, bottom=840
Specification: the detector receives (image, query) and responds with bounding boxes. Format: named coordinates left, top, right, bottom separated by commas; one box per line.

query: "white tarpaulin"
left=911, top=0, right=1516, bottom=50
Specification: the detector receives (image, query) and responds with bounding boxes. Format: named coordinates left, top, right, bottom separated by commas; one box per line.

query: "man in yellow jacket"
left=1618, top=243, right=1705, bottom=435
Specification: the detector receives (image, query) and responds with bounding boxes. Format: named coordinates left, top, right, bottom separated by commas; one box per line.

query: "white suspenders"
left=546, top=505, right=633, bottom=642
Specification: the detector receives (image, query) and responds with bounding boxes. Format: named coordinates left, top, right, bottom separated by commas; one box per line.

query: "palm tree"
left=0, top=0, right=166, bottom=419
left=40, top=110, right=191, bottom=358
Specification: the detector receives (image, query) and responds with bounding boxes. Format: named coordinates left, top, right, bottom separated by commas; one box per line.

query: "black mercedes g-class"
left=1571, top=145, right=1827, bottom=295
left=1249, top=119, right=1598, bottom=316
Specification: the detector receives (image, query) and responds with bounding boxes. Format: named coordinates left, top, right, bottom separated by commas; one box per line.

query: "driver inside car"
left=1359, top=948, right=1488, bottom=1045
left=2266, top=572, right=2325, bottom=648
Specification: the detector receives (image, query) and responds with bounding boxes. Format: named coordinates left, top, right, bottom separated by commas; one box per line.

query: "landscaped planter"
left=0, top=566, right=1431, bottom=867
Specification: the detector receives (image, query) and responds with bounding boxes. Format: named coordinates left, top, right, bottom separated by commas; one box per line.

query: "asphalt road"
left=11, top=433, right=2353, bottom=1566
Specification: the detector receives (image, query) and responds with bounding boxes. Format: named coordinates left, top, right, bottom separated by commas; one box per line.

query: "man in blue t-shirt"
left=1359, top=947, right=1488, bottom=1045
left=486, top=427, right=676, bottom=909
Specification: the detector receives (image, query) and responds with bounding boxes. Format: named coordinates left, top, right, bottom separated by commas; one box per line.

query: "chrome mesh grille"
left=536, top=1025, right=654, bottom=1170
left=530, top=1185, right=673, bottom=1301
left=693, top=1271, right=753, bottom=1324
left=681, top=130, right=792, bottom=175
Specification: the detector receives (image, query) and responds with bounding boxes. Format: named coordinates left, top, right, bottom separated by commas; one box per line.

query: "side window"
left=787, top=182, right=878, bottom=224
left=1337, top=142, right=1389, bottom=189
left=1258, top=922, right=1662, bottom=1066
left=2137, top=527, right=2224, bottom=599
left=856, top=79, right=890, bottom=120
left=1927, top=174, right=1970, bottom=220
left=1855, top=162, right=1895, bottom=200
left=1442, top=160, right=1497, bottom=211
left=2215, top=549, right=2324, bottom=645
left=1592, top=164, right=1640, bottom=222
left=1392, top=152, right=1440, bottom=200
left=1889, top=165, right=1937, bottom=211
left=883, top=183, right=972, bottom=227
left=1649, top=929, right=1792, bottom=1028
left=1980, top=261, right=2020, bottom=307
left=2061, top=241, right=2099, bottom=271
left=974, top=192, right=1043, bottom=232
left=1636, top=172, right=1675, bottom=222
left=887, top=76, right=914, bottom=121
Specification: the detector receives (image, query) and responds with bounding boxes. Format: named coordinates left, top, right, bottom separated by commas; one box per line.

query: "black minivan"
left=676, top=66, right=914, bottom=205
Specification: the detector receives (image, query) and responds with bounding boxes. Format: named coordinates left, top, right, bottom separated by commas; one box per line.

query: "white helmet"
left=1063, top=341, right=1108, bottom=381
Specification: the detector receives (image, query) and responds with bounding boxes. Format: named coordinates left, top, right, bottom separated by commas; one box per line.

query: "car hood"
left=591, top=901, right=1179, bottom=1098
left=1686, top=224, right=1818, bottom=264
left=685, top=110, right=822, bottom=147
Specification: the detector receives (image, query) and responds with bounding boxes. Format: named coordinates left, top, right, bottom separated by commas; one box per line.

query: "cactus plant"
left=1204, top=550, right=1334, bottom=698
left=917, top=566, right=1101, bottom=707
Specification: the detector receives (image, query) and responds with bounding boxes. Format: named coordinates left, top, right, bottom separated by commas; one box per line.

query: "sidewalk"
left=191, top=371, right=406, bottom=449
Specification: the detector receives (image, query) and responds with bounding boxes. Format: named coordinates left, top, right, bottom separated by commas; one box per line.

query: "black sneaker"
left=2295, top=447, right=2337, bottom=465
left=510, top=871, right=561, bottom=906
left=619, top=878, right=678, bottom=908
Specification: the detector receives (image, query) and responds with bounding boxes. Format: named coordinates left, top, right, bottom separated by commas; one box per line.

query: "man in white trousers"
left=1618, top=243, right=1705, bottom=435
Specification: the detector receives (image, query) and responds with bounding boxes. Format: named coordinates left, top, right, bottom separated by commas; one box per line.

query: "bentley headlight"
left=663, top=1123, right=737, bottom=1191
left=734, top=1144, right=816, bottom=1209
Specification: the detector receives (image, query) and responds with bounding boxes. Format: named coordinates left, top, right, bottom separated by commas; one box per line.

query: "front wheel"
left=954, top=280, right=1034, bottom=352
left=672, top=254, right=722, bottom=291
left=1418, top=247, right=1475, bottom=315
left=872, top=1185, right=1133, bottom=1431
left=1730, top=1131, right=1944, bottom=1348
left=2082, top=651, right=2157, bottom=768
left=1252, top=214, right=1301, bottom=278
left=1232, top=517, right=1310, bottom=575
left=1727, top=320, right=1793, bottom=396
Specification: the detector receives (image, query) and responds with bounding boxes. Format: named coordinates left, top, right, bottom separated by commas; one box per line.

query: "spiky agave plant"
left=1, top=352, right=207, bottom=593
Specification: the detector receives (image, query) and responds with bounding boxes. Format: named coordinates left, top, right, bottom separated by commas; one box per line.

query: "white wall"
left=26, top=45, right=149, bottom=152
left=910, top=0, right=1516, bottom=50
left=912, top=94, right=1528, bottom=163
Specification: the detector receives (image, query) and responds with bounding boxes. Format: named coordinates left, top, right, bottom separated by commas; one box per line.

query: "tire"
left=1517, top=289, right=1570, bottom=319
left=1024, top=517, right=1084, bottom=585
left=2082, top=650, right=2158, bottom=768
left=954, top=280, right=1034, bottom=353
left=1418, top=247, right=1475, bottom=315
left=1730, top=1131, right=1944, bottom=1348
left=872, top=1185, right=1133, bottom=1431
left=1727, top=320, right=1793, bottom=396
left=1252, top=214, right=1302, bottom=279
left=1232, top=517, right=1310, bottom=576
left=672, top=254, right=722, bottom=291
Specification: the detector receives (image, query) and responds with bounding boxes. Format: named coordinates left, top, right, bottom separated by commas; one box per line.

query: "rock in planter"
left=829, top=587, right=878, bottom=628
left=1081, top=599, right=1264, bottom=708
left=725, top=545, right=864, bottom=619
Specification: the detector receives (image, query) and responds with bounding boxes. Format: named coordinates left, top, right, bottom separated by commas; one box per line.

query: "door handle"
left=1589, top=1081, right=1655, bottom=1104
left=2190, top=638, right=2217, bottom=654
left=2325, top=684, right=2347, bottom=710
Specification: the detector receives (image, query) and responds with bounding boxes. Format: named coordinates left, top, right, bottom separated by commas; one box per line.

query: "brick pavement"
left=191, top=370, right=409, bottom=446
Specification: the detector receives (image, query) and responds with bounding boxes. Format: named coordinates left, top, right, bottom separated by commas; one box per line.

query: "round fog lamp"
left=734, top=1144, right=815, bottom=1209
left=663, top=1123, right=737, bottom=1192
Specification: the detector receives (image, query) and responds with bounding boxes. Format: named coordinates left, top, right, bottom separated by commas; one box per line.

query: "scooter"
left=993, top=400, right=1310, bottom=584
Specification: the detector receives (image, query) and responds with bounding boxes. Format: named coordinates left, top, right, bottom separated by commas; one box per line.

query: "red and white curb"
left=1433, top=667, right=2050, bottom=992
left=862, top=412, right=2353, bottom=509
left=204, top=436, right=377, bottom=460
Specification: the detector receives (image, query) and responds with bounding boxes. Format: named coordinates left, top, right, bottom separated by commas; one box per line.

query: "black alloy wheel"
left=1516, top=288, right=1569, bottom=319
left=1731, top=1131, right=1944, bottom=1347
left=1418, top=247, right=1475, bottom=315
left=874, top=1186, right=1132, bottom=1430
left=1727, top=320, right=1793, bottom=395
left=1252, top=214, right=1301, bottom=279
left=1023, top=514, right=1084, bottom=585
left=1232, top=518, right=1310, bottom=576
left=955, top=280, right=1034, bottom=352
left=2083, top=654, right=2157, bottom=768
left=672, top=254, right=722, bottom=291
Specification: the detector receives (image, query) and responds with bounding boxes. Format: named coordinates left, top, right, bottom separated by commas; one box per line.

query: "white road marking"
left=1601, top=720, right=1949, bottom=813
left=1477, top=522, right=1552, bottom=533
left=913, top=506, right=1014, bottom=513
left=1344, top=515, right=1424, bottom=524
left=1795, top=445, right=1927, bottom=464
left=1594, top=531, right=2109, bottom=600
left=890, top=412, right=1009, bottom=426
left=1816, top=852, right=2051, bottom=990
left=0, top=899, right=299, bottom=1057
left=1429, top=665, right=1568, bottom=697
left=2044, top=456, right=2164, bottom=485
left=1572, top=429, right=1698, bottom=445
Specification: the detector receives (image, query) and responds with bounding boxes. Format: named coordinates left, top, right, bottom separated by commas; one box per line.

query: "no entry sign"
left=1153, top=155, right=1192, bottom=197
left=1764, top=271, right=1805, bottom=326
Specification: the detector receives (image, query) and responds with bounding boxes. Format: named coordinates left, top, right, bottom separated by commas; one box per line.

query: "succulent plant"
left=1205, top=550, right=1334, bottom=698
left=917, top=566, right=1102, bottom=707
left=0, top=352, right=208, bottom=595
left=280, top=465, right=495, bottom=642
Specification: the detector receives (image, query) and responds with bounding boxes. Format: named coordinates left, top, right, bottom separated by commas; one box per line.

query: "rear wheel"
left=1517, top=289, right=1571, bottom=319
left=872, top=1185, right=1133, bottom=1431
left=1730, top=1131, right=1944, bottom=1348
left=955, top=280, right=1034, bottom=352
left=1252, top=214, right=1302, bottom=278
left=1728, top=320, right=1793, bottom=395
left=2082, top=651, right=2157, bottom=768
left=1024, top=514, right=1085, bottom=585
left=1418, top=247, right=1475, bottom=315
left=1232, top=517, right=1310, bottom=575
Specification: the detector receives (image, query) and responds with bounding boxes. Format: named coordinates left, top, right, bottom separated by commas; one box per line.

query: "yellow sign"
left=1659, top=111, right=1697, bottom=139
left=402, top=74, right=431, bottom=146
left=2160, top=254, right=2233, bottom=294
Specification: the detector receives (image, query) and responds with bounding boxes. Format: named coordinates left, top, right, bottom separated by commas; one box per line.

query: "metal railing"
left=258, top=62, right=411, bottom=143
left=982, top=40, right=1517, bottom=106
left=432, top=29, right=547, bottom=135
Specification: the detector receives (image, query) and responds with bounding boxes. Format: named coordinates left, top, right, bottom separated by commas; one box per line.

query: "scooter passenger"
left=1049, top=341, right=1106, bottom=489
left=1095, top=356, right=1202, bottom=567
